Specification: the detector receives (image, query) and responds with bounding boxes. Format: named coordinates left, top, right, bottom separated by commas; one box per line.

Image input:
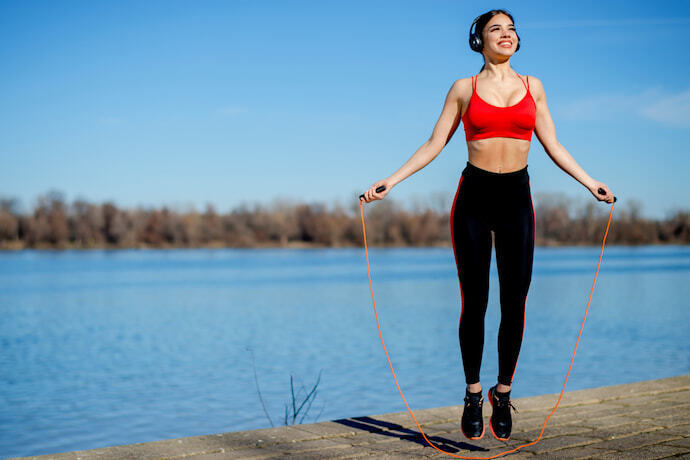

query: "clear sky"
left=1, top=0, right=689, bottom=219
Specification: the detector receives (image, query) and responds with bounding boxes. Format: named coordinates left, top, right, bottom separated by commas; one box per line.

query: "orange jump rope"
left=358, top=186, right=616, bottom=459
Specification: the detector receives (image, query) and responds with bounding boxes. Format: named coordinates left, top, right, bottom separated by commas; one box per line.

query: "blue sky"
left=1, top=0, right=689, bottom=219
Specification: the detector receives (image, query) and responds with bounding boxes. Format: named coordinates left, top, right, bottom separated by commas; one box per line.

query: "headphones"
left=469, top=14, right=521, bottom=53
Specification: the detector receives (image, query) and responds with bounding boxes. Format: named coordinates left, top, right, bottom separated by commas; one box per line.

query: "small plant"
left=247, top=347, right=324, bottom=427
left=283, top=370, right=322, bottom=426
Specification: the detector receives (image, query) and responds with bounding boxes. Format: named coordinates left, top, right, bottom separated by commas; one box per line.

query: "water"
left=1, top=246, right=688, bottom=458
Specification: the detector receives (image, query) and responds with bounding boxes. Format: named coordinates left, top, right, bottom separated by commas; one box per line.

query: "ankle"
left=467, top=383, right=482, bottom=393
left=496, top=383, right=511, bottom=393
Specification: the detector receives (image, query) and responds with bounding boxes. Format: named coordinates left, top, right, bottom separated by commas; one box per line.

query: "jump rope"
left=358, top=185, right=616, bottom=458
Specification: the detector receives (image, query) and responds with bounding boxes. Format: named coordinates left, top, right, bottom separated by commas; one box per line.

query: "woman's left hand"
left=588, top=181, right=615, bottom=203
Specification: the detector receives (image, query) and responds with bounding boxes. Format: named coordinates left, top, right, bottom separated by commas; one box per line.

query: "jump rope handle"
left=359, top=185, right=387, bottom=201
left=598, top=187, right=618, bottom=203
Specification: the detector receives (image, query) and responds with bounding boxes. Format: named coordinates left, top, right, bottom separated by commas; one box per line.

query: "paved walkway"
left=13, top=374, right=689, bottom=460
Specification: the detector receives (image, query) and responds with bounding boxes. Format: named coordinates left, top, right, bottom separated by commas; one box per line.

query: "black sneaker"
left=488, top=385, right=518, bottom=441
left=461, top=388, right=484, bottom=440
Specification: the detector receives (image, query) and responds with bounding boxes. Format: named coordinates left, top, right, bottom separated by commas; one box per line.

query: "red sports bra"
left=462, top=74, right=536, bottom=141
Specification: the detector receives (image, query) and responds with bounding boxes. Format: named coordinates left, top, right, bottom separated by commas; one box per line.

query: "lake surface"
left=1, top=245, right=689, bottom=458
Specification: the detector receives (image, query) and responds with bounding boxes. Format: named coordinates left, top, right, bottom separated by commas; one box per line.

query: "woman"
left=360, top=9, right=615, bottom=442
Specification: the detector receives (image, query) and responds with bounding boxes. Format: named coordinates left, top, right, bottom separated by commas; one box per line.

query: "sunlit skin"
left=361, top=13, right=615, bottom=394
left=361, top=12, right=614, bottom=202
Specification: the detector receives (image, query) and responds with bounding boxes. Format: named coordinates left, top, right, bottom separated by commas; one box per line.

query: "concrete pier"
left=12, top=374, right=690, bottom=459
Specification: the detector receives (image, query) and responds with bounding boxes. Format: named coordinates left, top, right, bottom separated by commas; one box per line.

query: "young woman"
left=360, top=9, right=615, bottom=442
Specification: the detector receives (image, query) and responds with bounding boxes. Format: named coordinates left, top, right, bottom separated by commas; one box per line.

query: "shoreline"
left=2, top=241, right=688, bottom=251
left=11, top=374, right=689, bottom=459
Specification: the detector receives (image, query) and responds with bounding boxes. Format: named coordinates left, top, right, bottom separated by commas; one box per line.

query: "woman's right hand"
left=360, top=180, right=392, bottom=203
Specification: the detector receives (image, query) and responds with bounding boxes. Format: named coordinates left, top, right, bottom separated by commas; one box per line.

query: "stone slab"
left=11, top=374, right=690, bottom=460
left=595, top=443, right=687, bottom=459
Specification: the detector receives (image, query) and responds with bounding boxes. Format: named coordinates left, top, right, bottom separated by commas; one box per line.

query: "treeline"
left=0, top=190, right=688, bottom=249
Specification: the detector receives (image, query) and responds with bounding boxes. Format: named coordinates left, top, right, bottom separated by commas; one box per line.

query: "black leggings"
left=450, top=161, right=535, bottom=386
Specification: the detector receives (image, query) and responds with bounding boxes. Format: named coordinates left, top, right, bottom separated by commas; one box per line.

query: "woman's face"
left=482, top=14, right=518, bottom=56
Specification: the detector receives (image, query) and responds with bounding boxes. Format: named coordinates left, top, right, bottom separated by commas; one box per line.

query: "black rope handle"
left=359, top=185, right=387, bottom=200
left=598, top=187, right=617, bottom=202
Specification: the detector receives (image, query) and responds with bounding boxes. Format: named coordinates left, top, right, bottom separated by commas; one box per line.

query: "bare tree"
left=0, top=190, right=688, bottom=249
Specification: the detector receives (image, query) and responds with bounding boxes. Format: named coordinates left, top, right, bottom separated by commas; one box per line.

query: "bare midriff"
left=466, top=137, right=530, bottom=173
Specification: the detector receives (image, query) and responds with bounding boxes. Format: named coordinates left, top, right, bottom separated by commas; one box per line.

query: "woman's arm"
left=361, top=78, right=467, bottom=203
left=531, top=77, right=615, bottom=203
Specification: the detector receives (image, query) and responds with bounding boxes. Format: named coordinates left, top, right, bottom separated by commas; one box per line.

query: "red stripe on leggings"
left=509, top=179, right=536, bottom=386
left=449, top=176, right=465, bottom=321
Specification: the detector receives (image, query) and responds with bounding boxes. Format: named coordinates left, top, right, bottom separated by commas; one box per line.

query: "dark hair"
left=469, top=9, right=520, bottom=73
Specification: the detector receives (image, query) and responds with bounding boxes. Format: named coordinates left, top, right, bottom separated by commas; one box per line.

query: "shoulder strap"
left=518, top=74, right=528, bottom=91
left=472, top=75, right=477, bottom=92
